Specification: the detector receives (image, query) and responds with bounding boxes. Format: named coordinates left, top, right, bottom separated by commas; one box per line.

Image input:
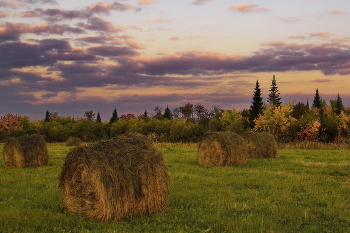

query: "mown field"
left=1, top=144, right=350, bottom=233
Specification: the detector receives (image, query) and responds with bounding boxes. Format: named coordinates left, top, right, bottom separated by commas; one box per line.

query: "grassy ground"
left=1, top=144, right=350, bottom=232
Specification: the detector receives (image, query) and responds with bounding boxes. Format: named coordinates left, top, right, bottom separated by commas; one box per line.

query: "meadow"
left=1, top=143, right=350, bottom=232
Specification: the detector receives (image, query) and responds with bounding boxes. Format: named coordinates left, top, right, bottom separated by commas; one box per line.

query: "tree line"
left=0, top=75, right=349, bottom=143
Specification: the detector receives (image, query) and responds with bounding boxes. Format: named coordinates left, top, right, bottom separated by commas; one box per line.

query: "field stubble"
left=0, top=144, right=350, bottom=232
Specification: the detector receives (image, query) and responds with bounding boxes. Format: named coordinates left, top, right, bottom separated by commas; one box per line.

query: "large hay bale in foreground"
left=2, top=134, right=49, bottom=168
left=59, top=133, right=170, bottom=222
left=242, top=131, right=278, bottom=158
left=197, top=132, right=248, bottom=166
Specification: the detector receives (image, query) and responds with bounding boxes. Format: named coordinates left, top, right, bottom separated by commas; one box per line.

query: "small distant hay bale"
left=2, top=134, right=48, bottom=168
left=59, top=132, right=170, bottom=222
left=242, top=131, right=278, bottom=158
left=197, top=132, right=248, bottom=166
left=66, top=136, right=82, bottom=146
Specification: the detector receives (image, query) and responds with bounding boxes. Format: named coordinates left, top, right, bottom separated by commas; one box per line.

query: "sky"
left=1, top=0, right=350, bottom=121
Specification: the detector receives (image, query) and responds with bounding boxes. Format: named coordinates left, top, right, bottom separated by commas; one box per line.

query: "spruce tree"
left=96, top=112, right=102, bottom=123
left=312, top=88, right=322, bottom=109
left=163, top=105, right=173, bottom=120
left=109, top=108, right=119, bottom=124
left=249, top=80, right=264, bottom=128
left=44, top=110, right=50, bottom=123
left=334, top=93, right=344, bottom=115
left=267, top=75, right=282, bottom=107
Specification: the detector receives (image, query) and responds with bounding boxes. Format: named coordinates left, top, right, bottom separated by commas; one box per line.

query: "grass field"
left=1, top=144, right=350, bottom=232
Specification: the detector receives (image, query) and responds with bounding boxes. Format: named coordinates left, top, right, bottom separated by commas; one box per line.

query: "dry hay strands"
left=59, top=132, right=170, bottom=222
left=197, top=132, right=248, bottom=166
left=242, top=131, right=278, bottom=159
left=2, top=134, right=49, bottom=168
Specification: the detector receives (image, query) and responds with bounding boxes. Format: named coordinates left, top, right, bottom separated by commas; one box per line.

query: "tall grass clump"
left=2, top=134, right=48, bottom=168
left=242, top=131, right=278, bottom=158
left=65, top=136, right=82, bottom=146
left=197, top=132, right=248, bottom=166
left=59, top=132, right=170, bottom=222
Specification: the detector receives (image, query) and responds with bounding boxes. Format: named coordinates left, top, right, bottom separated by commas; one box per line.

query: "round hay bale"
left=242, top=131, right=278, bottom=158
left=197, top=132, right=248, bottom=166
left=59, top=132, right=170, bottom=222
left=66, top=136, right=82, bottom=147
left=2, top=134, right=49, bottom=168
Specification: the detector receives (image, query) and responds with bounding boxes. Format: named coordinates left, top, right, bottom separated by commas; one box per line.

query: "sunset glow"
left=0, top=0, right=349, bottom=120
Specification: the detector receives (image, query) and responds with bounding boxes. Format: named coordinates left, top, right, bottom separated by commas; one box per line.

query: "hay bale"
left=66, top=136, right=82, bottom=146
left=242, top=131, right=278, bottom=158
left=2, top=134, right=49, bottom=168
left=197, top=132, right=248, bottom=166
left=59, top=132, right=170, bottom=222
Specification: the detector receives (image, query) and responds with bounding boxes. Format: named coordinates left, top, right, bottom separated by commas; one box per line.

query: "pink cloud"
left=146, top=19, right=170, bottom=23
left=0, top=1, right=24, bottom=8
left=0, top=12, right=11, bottom=18
left=138, top=0, right=155, bottom=5
left=192, top=0, right=212, bottom=5
left=312, top=79, right=333, bottom=83
left=308, top=32, right=333, bottom=38
left=169, top=37, right=182, bottom=41
left=229, top=5, right=270, bottom=13
left=329, top=10, right=346, bottom=15
left=289, top=35, right=306, bottom=39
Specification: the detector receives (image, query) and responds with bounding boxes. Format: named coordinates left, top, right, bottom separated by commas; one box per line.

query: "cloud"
left=118, top=42, right=350, bottom=76
left=307, top=32, right=333, bottom=38
left=19, top=2, right=139, bottom=21
left=138, top=0, right=156, bottom=5
left=77, top=17, right=124, bottom=32
left=88, top=1, right=140, bottom=14
left=76, top=35, right=134, bottom=44
left=0, top=12, right=11, bottom=18
left=0, top=22, right=85, bottom=42
left=274, top=17, right=302, bottom=23
left=0, top=1, right=25, bottom=8
left=329, top=10, right=346, bottom=15
left=311, top=79, right=333, bottom=83
left=146, top=19, right=170, bottom=23
left=289, top=35, right=306, bottom=39
left=169, top=36, right=182, bottom=41
left=87, top=45, right=139, bottom=57
left=229, top=5, right=270, bottom=13
left=192, top=0, right=212, bottom=5
left=19, top=8, right=91, bottom=21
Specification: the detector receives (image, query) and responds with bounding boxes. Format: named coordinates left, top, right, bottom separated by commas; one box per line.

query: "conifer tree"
left=333, top=93, right=344, bottom=115
left=312, top=88, right=322, bottom=109
left=249, top=80, right=264, bottom=128
left=109, top=108, right=119, bottom=124
left=163, top=105, right=173, bottom=120
left=96, top=112, right=102, bottom=123
left=267, top=75, right=282, bottom=107
left=44, top=110, right=50, bottom=123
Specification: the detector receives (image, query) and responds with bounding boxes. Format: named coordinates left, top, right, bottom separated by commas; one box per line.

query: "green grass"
left=1, top=144, right=350, bottom=232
